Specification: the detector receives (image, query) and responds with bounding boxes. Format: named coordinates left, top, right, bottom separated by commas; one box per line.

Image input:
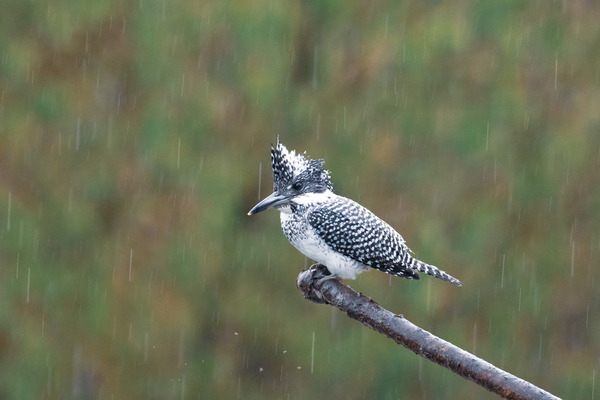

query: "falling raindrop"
left=312, top=46, right=319, bottom=89
left=586, top=305, right=590, bottom=329
left=129, top=248, right=133, bottom=282
left=592, top=368, right=596, bottom=400
left=311, top=331, right=315, bottom=374
left=26, top=267, right=31, bottom=303
left=485, top=122, right=490, bottom=152
left=177, top=138, right=181, bottom=168
left=258, top=162, right=262, bottom=200
left=554, top=56, right=558, bottom=91
left=570, top=241, right=575, bottom=278
left=501, top=253, right=505, bottom=289
left=7, top=191, right=11, bottom=231
left=472, top=322, right=477, bottom=354
left=41, top=307, right=45, bottom=338
left=76, top=118, right=81, bottom=151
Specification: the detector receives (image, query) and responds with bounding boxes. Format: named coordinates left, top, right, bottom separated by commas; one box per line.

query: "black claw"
left=309, top=263, right=332, bottom=280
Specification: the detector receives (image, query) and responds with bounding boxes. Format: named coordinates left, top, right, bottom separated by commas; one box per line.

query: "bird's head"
left=248, top=140, right=333, bottom=215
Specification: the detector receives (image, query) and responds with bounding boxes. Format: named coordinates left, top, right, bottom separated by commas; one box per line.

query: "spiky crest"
left=270, top=139, right=333, bottom=194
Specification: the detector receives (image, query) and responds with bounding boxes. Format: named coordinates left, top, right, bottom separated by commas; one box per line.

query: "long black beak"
left=247, top=192, right=288, bottom=215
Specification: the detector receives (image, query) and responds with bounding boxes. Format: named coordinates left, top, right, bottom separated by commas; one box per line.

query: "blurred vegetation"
left=1, top=0, right=599, bottom=399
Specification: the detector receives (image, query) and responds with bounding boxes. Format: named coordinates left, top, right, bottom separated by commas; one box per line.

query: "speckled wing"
left=307, top=197, right=420, bottom=280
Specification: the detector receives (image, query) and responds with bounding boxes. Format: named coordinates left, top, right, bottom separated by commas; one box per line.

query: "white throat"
left=291, top=190, right=335, bottom=206
left=276, top=190, right=335, bottom=215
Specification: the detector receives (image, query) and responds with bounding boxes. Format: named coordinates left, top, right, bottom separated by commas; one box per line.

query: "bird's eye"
left=292, top=181, right=303, bottom=191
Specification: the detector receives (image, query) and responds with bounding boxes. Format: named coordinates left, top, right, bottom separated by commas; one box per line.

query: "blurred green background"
left=1, top=0, right=599, bottom=399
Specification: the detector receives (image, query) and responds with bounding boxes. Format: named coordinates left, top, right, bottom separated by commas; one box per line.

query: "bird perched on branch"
left=248, top=140, right=461, bottom=287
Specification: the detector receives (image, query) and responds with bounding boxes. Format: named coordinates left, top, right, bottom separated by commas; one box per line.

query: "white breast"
left=279, top=211, right=368, bottom=279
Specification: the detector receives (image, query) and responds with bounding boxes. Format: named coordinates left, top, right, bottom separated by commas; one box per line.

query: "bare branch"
left=297, top=264, right=562, bottom=400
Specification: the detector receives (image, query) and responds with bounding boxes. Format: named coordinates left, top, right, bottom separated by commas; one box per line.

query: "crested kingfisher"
left=248, top=140, right=461, bottom=286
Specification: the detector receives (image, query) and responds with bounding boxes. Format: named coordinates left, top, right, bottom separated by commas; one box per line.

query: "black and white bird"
left=248, top=140, right=461, bottom=286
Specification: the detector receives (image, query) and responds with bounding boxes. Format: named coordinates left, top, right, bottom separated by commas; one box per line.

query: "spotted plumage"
left=248, top=140, right=462, bottom=286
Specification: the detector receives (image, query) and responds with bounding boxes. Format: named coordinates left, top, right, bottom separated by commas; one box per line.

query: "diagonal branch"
left=296, top=264, right=562, bottom=400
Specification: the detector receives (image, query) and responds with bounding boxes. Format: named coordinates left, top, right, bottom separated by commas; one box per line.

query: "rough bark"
left=296, top=264, right=562, bottom=400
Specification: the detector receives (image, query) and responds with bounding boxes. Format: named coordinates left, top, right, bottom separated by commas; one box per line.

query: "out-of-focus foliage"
left=1, top=0, right=599, bottom=398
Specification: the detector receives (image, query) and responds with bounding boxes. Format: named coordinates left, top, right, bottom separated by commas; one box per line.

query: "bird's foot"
left=307, top=264, right=339, bottom=287
left=297, top=264, right=337, bottom=304
left=316, top=271, right=340, bottom=288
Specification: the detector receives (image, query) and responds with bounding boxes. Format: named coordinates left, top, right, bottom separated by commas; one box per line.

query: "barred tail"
left=409, top=256, right=462, bottom=287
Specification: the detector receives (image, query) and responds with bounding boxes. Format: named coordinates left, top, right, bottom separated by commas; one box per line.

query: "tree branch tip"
left=295, top=263, right=562, bottom=400
left=296, top=264, right=334, bottom=304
